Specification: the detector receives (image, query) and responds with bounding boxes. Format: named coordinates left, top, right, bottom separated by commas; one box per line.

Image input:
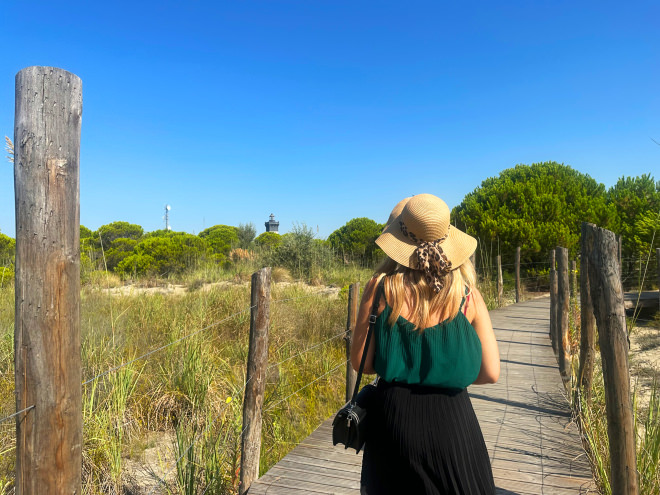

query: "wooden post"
left=240, top=267, right=272, bottom=495
left=496, top=255, right=503, bottom=307
left=470, top=252, right=476, bottom=273
left=549, top=250, right=557, bottom=354
left=570, top=260, right=577, bottom=298
left=345, top=283, right=359, bottom=402
left=515, top=246, right=521, bottom=303
left=14, top=66, right=82, bottom=494
left=556, top=247, right=570, bottom=384
left=584, top=223, right=638, bottom=494
left=578, top=224, right=596, bottom=405
left=618, top=235, right=623, bottom=288
left=656, top=248, right=660, bottom=309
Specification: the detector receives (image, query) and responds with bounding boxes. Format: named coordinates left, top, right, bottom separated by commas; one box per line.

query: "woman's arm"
left=467, top=288, right=500, bottom=384
left=350, top=276, right=379, bottom=375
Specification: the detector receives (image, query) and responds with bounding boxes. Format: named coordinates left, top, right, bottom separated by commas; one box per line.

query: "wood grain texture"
left=249, top=298, right=596, bottom=494
left=556, top=246, right=570, bottom=383
left=14, top=66, right=82, bottom=494
left=515, top=247, right=521, bottom=303
left=497, top=255, right=503, bottom=306
left=549, top=250, right=557, bottom=355
left=578, top=223, right=596, bottom=404
left=240, top=267, right=272, bottom=495
left=584, top=224, right=638, bottom=494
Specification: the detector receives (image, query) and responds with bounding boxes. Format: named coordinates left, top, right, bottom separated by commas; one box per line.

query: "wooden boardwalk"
left=249, top=297, right=596, bottom=494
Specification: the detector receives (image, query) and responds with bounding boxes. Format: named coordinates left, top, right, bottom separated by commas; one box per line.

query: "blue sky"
left=2, top=1, right=658, bottom=239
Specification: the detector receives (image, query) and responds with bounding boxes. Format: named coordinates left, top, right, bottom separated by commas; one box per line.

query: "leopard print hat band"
left=400, top=221, right=452, bottom=292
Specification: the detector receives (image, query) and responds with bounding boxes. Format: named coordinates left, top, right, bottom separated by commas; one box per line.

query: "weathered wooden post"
left=240, top=267, right=272, bottom=495
left=556, top=247, right=570, bottom=384
left=496, top=255, right=503, bottom=306
left=549, top=250, right=557, bottom=353
left=584, top=223, right=638, bottom=494
left=14, top=66, right=82, bottom=493
left=656, top=248, right=660, bottom=309
left=515, top=246, right=521, bottom=303
left=570, top=260, right=577, bottom=298
left=578, top=224, right=596, bottom=405
left=345, top=283, right=359, bottom=402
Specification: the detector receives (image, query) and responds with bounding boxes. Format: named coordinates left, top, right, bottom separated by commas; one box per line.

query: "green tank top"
left=373, top=298, right=482, bottom=389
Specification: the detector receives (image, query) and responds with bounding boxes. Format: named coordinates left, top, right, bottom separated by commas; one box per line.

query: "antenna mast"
left=164, top=204, right=171, bottom=230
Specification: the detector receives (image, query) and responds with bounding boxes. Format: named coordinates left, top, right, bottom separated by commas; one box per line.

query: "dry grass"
left=0, top=264, right=371, bottom=494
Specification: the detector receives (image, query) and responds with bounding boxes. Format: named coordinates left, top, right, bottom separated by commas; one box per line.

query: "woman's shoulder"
left=464, top=286, right=487, bottom=323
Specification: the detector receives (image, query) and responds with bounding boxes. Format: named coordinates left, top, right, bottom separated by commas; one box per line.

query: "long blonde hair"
left=374, top=256, right=477, bottom=330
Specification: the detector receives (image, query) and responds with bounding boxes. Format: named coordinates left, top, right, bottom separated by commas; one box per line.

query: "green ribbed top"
left=373, top=301, right=482, bottom=389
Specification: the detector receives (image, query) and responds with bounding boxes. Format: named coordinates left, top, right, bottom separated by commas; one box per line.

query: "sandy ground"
left=629, top=323, right=660, bottom=410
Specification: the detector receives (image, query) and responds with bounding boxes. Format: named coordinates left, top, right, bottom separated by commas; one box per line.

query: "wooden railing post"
left=584, top=223, right=638, bottom=494
left=240, top=267, right=272, bottom=495
left=556, top=247, right=570, bottom=383
left=14, top=66, right=82, bottom=494
left=345, top=283, right=359, bottom=402
left=656, top=248, right=660, bottom=309
left=578, top=224, right=596, bottom=405
left=496, top=255, right=503, bottom=307
left=570, top=260, right=577, bottom=298
left=515, top=247, right=521, bottom=303
left=549, top=250, right=557, bottom=354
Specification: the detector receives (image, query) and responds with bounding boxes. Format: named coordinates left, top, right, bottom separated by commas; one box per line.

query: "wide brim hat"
left=386, top=196, right=412, bottom=226
left=376, top=193, right=477, bottom=270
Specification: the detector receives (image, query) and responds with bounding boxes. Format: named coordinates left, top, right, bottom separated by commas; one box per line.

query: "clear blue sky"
left=2, top=1, right=658, bottom=239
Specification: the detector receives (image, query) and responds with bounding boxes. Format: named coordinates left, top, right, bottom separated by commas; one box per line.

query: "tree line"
left=0, top=161, right=658, bottom=284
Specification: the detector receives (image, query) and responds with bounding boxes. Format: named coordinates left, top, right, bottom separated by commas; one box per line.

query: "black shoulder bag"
left=331, top=279, right=384, bottom=454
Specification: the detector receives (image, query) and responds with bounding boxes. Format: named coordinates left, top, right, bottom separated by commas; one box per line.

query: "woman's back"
left=374, top=295, right=483, bottom=389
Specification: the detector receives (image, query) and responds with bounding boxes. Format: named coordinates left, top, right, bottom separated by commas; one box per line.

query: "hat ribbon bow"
left=399, top=221, right=452, bottom=293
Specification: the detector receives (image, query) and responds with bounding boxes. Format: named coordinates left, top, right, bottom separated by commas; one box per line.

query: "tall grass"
left=569, top=298, right=660, bottom=494
left=0, top=262, right=372, bottom=493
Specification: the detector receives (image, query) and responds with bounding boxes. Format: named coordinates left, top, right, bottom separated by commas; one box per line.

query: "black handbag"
left=332, top=280, right=383, bottom=454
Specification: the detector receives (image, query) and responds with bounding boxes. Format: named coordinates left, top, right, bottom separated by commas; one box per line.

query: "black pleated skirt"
left=360, top=380, right=495, bottom=495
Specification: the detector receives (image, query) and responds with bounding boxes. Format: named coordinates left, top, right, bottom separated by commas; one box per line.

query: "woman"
left=351, top=193, right=500, bottom=495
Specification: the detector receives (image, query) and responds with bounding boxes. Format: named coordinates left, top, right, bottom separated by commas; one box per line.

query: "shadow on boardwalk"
left=248, top=297, right=597, bottom=495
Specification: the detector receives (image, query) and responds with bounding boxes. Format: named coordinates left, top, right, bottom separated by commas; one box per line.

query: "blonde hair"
left=374, top=256, right=477, bottom=330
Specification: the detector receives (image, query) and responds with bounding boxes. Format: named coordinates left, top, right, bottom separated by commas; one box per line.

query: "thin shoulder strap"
left=458, top=286, right=470, bottom=313
left=351, top=277, right=385, bottom=403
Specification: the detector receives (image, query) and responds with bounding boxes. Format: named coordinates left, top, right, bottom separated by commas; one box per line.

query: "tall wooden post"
left=556, top=247, right=570, bottom=384
left=14, top=66, right=82, bottom=494
left=618, top=235, right=623, bottom=288
left=345, top=283, right=359, bottom=402
left=570, top=260, right=577, bottom=298
left=549, top=250, right=557, bottom=354
left=656, top=248, right=660, bottom=309
left=240, top=267, right=272, bottom=495
left=584, top=223, right=638, bottom=494
left=515, top=247, right=521, bottom=303
left=578, top=224, right=596, bottom=405
left=496, top=255, right=503, bottom=307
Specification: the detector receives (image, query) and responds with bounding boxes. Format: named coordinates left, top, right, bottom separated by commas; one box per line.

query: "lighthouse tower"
left=265, top=213, right=279, bottom=233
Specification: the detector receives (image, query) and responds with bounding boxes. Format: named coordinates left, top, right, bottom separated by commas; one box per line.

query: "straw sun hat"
left=386, top=196, right=412, bottom=226
left=376, top=194, right=477, bottom=290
